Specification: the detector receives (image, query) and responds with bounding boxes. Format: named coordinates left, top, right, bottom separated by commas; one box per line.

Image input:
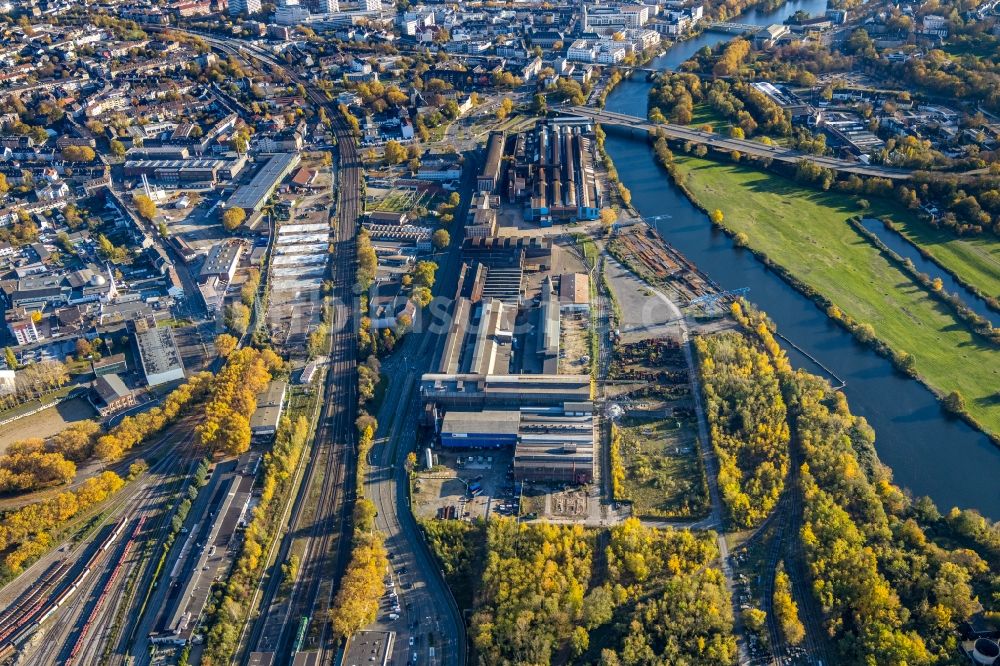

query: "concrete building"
left=250, top=380, right=287, bottom=438
left=228, top=152, right=301, bottom=215
left=478, top=131, right=505, bottom=193
left=582, top=4, right=649, bottom=30
left=93, top=353, right=128, bottom=377
left=230, top=0, right=262, bottom=15
left=537, top=276, right=560, bottom=374
left=199, top=240, right=244, bottom=284
left=6, top=312, right=41, bottom=345
left=343, top=631, right=394, bottom=666
left=421, top=373, right=591, bottom=409
left=131, top=316, right=186, bottom=387
left=440, top=409, right=520, bottom=448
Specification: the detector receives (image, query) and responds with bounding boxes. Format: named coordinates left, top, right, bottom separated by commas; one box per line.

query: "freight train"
left=0, top=516, right=132, bottom=663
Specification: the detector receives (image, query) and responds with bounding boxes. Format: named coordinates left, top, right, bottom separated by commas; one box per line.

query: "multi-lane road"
left=567, top=106, right=916, bottom=180
left=361, top=158, right=478, bottom=666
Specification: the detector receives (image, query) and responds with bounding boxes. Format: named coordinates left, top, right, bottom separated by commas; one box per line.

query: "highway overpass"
left=566, top=106, right=914, bottom=180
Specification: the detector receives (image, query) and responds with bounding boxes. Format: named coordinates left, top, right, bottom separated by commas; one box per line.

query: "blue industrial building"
left=439, top=410, right=520, bottom=449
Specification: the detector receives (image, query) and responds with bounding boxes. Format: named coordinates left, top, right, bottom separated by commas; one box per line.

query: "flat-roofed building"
left=440, top=409, right=520, bottom=448
left=343, top=631, right=393, bottom=666
left=228, top=152, right=301, bottom=215
left=123, top=158, right=226, bottom=183
left=465, top=208, right=498, bottom=239
left=199, top=239, right=244, bottom=284
left=131, top=317, right=185, bottom=387
left=420, top=373, right=591, bottom=409
left=478, top=131, right=505, bottom=193
left=538, top=276, right=560, bottom=374
left=250, top=380, right=287, bottom=438
left=436, top=405, right=595, bottom=483
left=92, top=353, right=128, bottom=377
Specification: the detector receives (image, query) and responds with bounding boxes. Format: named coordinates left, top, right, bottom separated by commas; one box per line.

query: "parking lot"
left=411, top=449, right=517, bottom=522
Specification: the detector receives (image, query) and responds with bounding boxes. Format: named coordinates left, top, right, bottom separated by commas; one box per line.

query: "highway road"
left=567, top=106, right=915, bottom=180
left=361, top=157, right=478, bottom=666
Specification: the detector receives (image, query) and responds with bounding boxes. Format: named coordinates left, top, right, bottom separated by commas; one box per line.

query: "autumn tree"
left=50, top=420, right=101, bottom=461
left=600, top=207, right=617, bottom=232
left=431, top=228, right=450, bottom=249
left=222, top=207, right=246, bottom=231
left=134, top=194, right=157, bottom=221
left=495, top=98, right=514, bottom=121
left=773, top=562, right=805, bottom=645
left=383, top=140, right=406, bottom=165
left=214, top=334, right=238, bottom=359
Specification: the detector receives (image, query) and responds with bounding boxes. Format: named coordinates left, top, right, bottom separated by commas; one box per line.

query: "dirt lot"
left=558, top=310, right=591, bottom=373
left=411, top=449, right=516, bottom=522
left=0, top=397, right=96, bottom=452
left=160, top=191, right=229, bottom=254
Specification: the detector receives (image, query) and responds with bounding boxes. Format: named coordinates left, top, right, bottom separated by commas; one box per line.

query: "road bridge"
left=565, top=106, right=914, bottom=180
left=705, top=21, right=763, bottom=33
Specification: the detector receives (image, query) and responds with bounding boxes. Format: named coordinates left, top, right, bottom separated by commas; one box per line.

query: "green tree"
left=412, top=260, right=437, bottom=288
left=533, top=93, right=547, bottom=115
left=943, top=391, right=966, bottom=415
left=224, top=303, right=251, bottom=336
left=4, top=347, right=18, bottom=370
left=109, top=139, right=126, bottom=158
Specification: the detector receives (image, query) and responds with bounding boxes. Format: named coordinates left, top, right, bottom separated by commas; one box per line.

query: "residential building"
left=230, top=0, right=261, bottom=15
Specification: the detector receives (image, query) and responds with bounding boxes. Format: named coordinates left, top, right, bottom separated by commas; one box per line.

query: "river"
left=601, top=0, right=1000, bottom=518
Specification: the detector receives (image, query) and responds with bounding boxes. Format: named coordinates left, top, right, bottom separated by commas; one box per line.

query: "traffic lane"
left=393, top=405, right=460, bottom=664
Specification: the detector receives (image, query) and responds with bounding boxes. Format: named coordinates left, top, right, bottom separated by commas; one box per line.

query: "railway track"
left=173, top=32, right=363, bottom=664
left=0, top=444, right=193, bottom=665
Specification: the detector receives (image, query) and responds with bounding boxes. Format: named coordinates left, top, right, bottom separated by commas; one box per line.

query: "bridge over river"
left=566, top=106, right=914, bottom=180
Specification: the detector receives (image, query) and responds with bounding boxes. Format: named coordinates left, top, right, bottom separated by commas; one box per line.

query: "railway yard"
left=0, top=438, right=200, bottom=666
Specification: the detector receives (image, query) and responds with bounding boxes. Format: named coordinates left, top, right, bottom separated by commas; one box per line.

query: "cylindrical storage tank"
left=974, top=639, right=1000, bottom=666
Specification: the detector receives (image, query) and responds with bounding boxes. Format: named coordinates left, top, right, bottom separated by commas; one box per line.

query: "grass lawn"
left=672, top=155, right=1000, bottom=435
left=618, top=415, right=708, bottom=519
left=888, top=216, right=1000, bottom=299
left=688, top=102, right=729, bottom=130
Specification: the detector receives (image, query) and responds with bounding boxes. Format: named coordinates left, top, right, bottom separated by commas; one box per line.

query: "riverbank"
left=885, top=213, right=1000, bottom=303
left=663, top=154, right=1000, bottom=438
